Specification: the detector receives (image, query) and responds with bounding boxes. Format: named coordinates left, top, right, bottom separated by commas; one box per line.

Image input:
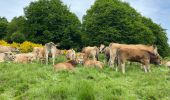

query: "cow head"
left=150, top=52, right=161, bottom=65
left=75, top=53, right=85, bottom=64
left=11, top=47, right=20, bottom=53
left=4, top=52, right=15, bottom=61
left=99, top=44, right=105, bottom=53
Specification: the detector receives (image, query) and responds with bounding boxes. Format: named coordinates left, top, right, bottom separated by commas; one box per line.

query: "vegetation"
left=82, top=0, right=170, bottom=57
left=0, top=55, right=170, bottom=100
left=0, top=40, right=42, bottom=53
left=0, top=0, right=169, bottom=56
left=24, top=0, right=82, bottom=49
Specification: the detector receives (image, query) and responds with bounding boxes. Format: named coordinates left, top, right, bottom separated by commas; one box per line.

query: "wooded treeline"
left=0, top=0, right=169, bottom=57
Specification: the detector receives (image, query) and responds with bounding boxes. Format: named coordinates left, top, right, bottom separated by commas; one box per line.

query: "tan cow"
left=53, top=60, right=78, bottom=71
left=103, top=46, right=110, bottom=63
left=33, top=47, right=45, bottom=61
left=45, top=42, right=58, bottom=65
left=0, top=45, right=19, bottom=53
left=109, top=43, right=159, bottom=67
left=14, top=53, right=36, bottom=63
left=116, top=48, right=161, bottom=74
left=161, top=60, right=170, bottom=69
left=76, top=52, right=86, bottom=64
left=84, top=60, right=104, bottom=69
left=99, top=44, right=105, bottom=53
left=0, top=52, right=15, bottom=62
left=82, top=46, right=99, bottom=61
left=66, top=49, right=76, bottom=60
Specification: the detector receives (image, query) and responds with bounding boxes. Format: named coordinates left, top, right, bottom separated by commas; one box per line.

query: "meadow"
left=0, top=55, right=170, bottom=100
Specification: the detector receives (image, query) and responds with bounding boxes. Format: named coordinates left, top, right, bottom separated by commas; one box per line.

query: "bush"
left=0, top=40, right=42, bottom=53
left=10, top=31, right=25, bottom=43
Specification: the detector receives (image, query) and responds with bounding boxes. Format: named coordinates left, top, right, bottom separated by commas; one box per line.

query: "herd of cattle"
left=0, top=42, right=170, bottom=74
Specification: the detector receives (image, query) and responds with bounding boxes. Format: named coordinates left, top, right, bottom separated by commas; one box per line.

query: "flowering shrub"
left=0, top=40, right=10, bottom=46
left=0, top=40, right=43, bottom=53
left=19, top=41, right=42, bottom=53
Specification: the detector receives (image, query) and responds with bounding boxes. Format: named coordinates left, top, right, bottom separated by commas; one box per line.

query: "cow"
left=66, top=49, right=76, bottom=60
left=14, top=53, right=36, bottom=63
left=103, top=46, right=110, bottom=63
left=0, top=45, right=19, bottom=53
left=99, top=44, right=105, bottom=53
left=53, top=60, right=79, bottom=71
left=44, top=42, right=58, bottom=65
left=0, top=52, right=15, bottom=62
left=109, top=43, right=159, bottom=67
left=84, top=60, right=104, bottom=69
left=161, top=60, right=170, bottom=69
left=33, top=47, right=45, bottom=62
left=116, top=47, right=161, bottom=74
left=82, top=46, right=99, bottom=61
left=76, top=52, right=86, bottom=64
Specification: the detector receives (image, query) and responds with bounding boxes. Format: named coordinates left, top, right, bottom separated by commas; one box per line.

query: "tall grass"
left=0, top=55, right=170, bottom=100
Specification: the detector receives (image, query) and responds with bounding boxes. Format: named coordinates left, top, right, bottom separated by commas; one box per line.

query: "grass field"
left=0, top=55, right=170, bottom=100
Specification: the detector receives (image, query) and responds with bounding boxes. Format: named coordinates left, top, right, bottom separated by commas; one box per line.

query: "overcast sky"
left=0, top=0, right=169, bottom=43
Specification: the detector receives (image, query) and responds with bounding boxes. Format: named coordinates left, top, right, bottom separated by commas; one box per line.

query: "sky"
left=0, top=0, right=169, bottom=43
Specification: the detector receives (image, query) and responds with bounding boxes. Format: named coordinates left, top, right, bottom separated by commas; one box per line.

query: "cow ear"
left=55, top=43, right=60, bottom=47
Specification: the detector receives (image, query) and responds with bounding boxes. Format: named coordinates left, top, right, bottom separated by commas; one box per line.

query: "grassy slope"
left=0, top=55, right=170, bottom=100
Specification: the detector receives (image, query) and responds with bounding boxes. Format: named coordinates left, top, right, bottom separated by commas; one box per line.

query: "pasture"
left=0, top=55, right=170, bottom=100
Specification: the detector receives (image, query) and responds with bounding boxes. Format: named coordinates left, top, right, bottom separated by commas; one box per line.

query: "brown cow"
left=0, top=45, right=19, bottom=53
left=53, top=60, right=78, bottom=71
left=66, top=49, right=76, bottom=60
left=109, top=43, right=159, bottom=67
left=116, top=48, right=161, bottom=74
left=82, top=46, right=99, bottom=61
left=84, top=60, right=104, bottom=69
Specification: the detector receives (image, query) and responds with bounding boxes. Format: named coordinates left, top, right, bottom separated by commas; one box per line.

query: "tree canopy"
left=24, top=0, right=82, bottom=49
left=82, top=0, right=170, bottom=57
left=0, top=17, right=8, bottom=39
left=0, top=0, right=169, bottom=57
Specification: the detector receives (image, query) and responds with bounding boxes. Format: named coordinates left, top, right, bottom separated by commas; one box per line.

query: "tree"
left=24, top=0, right=82, bottom=49
left=0, top=17, right=8, bottom=39
left=82, top=0, right=169, bottom=57
left=142, top=17, right=170, bottom=57
left=6, top=16, right=26, bottom=43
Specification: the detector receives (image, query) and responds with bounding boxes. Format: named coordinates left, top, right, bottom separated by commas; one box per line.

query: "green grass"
left=0, top=55, right=170, bottom=100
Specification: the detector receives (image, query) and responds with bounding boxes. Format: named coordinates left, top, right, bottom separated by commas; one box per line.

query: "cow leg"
left=109, top=57, right=115, bottom=68
left=121, top=63, right=125, bottom=74
left=147, top=65, right=151, bottom=72
left=52, top=53, right=55, bottom=65
left=143, top=65, right=147, bottom=73
left=46, top=52, right=49, bottom=65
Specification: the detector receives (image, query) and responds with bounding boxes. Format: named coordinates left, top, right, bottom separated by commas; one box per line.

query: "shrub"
left=0, top=40, right=42, bottom=53
left=19, top=41, right=42, bottom=53
left=0, top=40, right=10, bottom=46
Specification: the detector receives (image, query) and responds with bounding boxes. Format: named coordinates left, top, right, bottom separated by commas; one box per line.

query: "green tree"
left=24, top=0, right=82, bottom=49
left=142, top=17, right=170, bottom=57
left=82, top=0, right=169, bottom=57
left=6, top=16, right=26, bottom=43
left=0, top=17, right=8, bottom=39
